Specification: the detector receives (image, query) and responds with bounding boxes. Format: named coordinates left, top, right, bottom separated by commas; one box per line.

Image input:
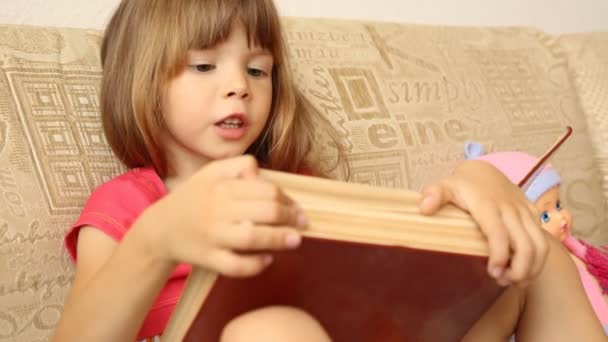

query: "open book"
left=162, top=171, right=502, bottom=341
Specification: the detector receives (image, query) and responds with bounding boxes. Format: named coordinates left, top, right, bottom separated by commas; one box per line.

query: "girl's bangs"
left=185, top=0, right=281, bottom=55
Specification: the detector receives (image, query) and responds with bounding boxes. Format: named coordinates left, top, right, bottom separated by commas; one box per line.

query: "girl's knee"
left=220, top=306, right=331, bottom=342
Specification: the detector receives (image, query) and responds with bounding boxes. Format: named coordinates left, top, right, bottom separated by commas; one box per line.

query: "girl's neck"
left=162, top=149, right=212, bottom=191
left=162, top=162, right=205, bottom=192
left=162, top=176, right=182, bottom=192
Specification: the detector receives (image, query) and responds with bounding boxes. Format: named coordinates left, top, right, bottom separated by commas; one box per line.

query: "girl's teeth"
left=218, top=117, right=244, bottom=128
left=220, top=123, right=241, bottom=128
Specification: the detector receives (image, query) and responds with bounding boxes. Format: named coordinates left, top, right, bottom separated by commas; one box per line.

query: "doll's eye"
left=541, top=211, right=551, bottom=223
left=556, top=201, right=562, bottom=211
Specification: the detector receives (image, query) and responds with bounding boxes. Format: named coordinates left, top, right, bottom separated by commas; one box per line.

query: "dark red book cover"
left=182, top=237, right=503, bottom=341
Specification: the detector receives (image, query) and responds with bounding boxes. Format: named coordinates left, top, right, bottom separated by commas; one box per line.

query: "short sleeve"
left=64, top=168, right=166, bottom=262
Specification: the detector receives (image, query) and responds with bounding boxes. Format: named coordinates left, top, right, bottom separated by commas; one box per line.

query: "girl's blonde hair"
left=100, top=0, right=344, bottom=178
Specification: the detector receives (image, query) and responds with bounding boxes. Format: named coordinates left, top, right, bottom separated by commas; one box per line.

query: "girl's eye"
left=556, top=200, right=562, bottom=211
left=193, top=64, right=215, bottom=72
left=248, top=68, right=266, bottom=77
left=541, top=211, right=551, bottom=223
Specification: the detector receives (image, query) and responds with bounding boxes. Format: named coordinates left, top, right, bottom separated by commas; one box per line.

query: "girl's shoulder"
left=64, top=167, right=168, bottom=261
left=90, top=167, right=167, bottom=202
left=79, top=166, right=168, bottom=228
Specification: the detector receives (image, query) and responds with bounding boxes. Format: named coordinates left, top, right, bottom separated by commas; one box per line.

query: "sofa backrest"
left=560, top=32, right=608, bottom=206
left=0, top=19, right=606, bottom=341
left=283, top=18, right=606, bottom=242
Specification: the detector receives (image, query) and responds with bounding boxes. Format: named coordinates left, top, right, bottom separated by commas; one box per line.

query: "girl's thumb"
left=206, top=155, right=260, bottom=179
left=419, top=183, right=454, bottom=215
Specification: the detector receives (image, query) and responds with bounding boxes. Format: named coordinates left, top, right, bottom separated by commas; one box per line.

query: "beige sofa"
left=1, top=18, right=607, bottom=341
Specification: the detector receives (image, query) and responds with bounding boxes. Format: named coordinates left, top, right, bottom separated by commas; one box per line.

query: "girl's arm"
left=51, top=209, right=174, bottom=342
left=52, top=156, right=307, bottom=341
left=419, top=159, right=548, bottom=286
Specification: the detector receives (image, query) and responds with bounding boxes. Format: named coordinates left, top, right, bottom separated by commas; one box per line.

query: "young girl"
left=465, top=141, right=608, bottom=335
left=51, top=0, right=605, bottom=341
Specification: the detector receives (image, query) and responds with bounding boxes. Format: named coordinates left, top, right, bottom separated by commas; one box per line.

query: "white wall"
left=1, top=0, right=607, bottom=34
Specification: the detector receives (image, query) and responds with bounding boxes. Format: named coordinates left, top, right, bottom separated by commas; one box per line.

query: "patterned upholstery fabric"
left=560, top=32, right=608, bottom=208
left=286, top=18, right=606, bottom=242
left=0, top=20, right=606, bottom=341
left=0, top=25, right=121, bottom=342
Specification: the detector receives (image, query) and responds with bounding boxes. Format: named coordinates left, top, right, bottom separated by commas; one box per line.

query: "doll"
left=464, top=141, right=608, bottom=333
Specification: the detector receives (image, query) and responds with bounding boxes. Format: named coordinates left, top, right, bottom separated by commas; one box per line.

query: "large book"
left=162, top=170, right=503, bottom=341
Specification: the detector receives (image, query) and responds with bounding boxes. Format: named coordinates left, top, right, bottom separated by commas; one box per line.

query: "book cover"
left=164, top=128, right=572, bottom=341
left=163, top=170, right=503, bottom=341
left=180, top=238, right=501, bottom=341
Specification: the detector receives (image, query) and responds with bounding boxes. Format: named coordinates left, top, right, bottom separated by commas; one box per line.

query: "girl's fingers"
left=230, top=200, right=307, bottom=228
left=223, top=179, right=295, bottom=206
left=205, top=249, right=273, bottom=278
left=216, top=220, right=303, bottom=251
left=203, top=155, right=260, bottom=180
left=520, top=205, right=548, bottom=279
left=498, top=204, right=535, bottom=286
left=419, top=182, right=455, bottom=215
left=218, top=179, right=306, bottom=227
left=470, top=202, right=511, bottom=282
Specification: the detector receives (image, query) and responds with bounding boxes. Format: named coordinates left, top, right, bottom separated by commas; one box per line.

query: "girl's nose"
left=224, top=70, right=249, bottom=99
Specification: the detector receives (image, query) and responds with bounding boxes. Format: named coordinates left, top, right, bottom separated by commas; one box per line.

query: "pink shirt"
left=64, top=167, right=190, bottom=339
left=65, top=166, right=312, bottom=339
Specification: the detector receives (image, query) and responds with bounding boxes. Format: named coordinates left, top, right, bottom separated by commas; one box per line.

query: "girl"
left=51, top=0, right=605, bottom=341
left=465, top=141, right=608, bottom=335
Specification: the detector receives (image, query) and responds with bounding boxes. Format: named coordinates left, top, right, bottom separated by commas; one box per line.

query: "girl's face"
left=161, top=20, right=274, bottom=179
left=534, top=186, right=572, bottom=242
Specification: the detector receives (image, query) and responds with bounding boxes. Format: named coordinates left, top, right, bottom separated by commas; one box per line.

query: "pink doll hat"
left=463, top=141, right=562, bottom=202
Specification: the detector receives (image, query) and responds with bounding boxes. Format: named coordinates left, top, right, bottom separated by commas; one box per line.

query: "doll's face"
left=534, top=186, right=572, bottom=242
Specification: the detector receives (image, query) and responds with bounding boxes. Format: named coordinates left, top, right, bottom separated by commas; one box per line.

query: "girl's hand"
left=419, top=160, right=548, bottom=287
left=139, top=155, right=308, bottom=277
